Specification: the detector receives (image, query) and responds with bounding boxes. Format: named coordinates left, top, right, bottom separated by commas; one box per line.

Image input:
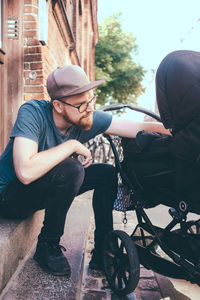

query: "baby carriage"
left=101, top=50, right=200, bottom=296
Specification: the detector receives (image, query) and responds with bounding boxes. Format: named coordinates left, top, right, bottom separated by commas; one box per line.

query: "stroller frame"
left=101, top=104, right=200, bottom=296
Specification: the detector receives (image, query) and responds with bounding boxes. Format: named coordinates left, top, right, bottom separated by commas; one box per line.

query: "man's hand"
left=78, top=155, right=93, bottom=168
left=72, top=141, right=93, bottom=168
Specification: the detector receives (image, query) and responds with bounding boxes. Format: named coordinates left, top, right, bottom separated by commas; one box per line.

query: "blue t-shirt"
left=0, top=100, right=112, bottom=193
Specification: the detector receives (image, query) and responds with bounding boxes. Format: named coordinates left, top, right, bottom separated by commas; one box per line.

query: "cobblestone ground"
left=80, top=211, right=165, bottom=300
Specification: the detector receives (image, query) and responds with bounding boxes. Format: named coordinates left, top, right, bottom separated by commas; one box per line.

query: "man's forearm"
left=13, top=139, right=90, bottom=185
left=105, top=119, right=170, bottom=138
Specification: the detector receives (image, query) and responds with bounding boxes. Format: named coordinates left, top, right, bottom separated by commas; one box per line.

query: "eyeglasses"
left=57, top=94, right=97, bottom=113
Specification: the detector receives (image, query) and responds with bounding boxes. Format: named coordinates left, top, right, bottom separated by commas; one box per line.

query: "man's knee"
left=50, top=157, right=85, bottom=187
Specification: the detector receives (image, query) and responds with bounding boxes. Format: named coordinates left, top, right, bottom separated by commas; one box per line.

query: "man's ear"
left=52, top=100, right=63, bottom=114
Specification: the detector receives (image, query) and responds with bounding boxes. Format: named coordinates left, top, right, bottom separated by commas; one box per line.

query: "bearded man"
left=0, top=65, right=168, bottom=276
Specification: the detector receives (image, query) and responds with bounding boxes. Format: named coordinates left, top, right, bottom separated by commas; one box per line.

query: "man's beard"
left=78, top=113, right=93, bottom=130
left=63, top=112, right=93, bottom=130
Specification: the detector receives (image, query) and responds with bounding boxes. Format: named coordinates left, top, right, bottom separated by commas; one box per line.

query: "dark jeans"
left=0, top=158, right=118, bottom=250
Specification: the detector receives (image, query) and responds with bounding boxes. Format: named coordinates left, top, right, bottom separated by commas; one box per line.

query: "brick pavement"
left=80, top=211, right=166, bottom=300
left=79, top=210, right=200, bottom=300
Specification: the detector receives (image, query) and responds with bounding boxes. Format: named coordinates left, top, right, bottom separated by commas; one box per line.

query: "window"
left=38, top=0, right=48, bottom=45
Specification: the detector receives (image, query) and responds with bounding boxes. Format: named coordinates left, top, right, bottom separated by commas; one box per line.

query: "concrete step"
left=0, top=191, right=93, bottom=300
left=0, top=211, right=44, bottom=295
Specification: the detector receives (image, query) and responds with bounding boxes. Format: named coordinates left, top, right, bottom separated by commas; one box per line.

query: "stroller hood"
left=156, top=50, right=200, bottom=131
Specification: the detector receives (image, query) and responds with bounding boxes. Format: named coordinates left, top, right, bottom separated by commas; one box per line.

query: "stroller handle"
left=100, top=103, right=161, bottom=122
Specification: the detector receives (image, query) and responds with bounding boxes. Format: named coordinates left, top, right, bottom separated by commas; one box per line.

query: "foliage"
left=95, top=13, right=145, bottom=105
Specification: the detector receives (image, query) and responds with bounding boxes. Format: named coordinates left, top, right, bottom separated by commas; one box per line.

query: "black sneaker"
left=34, top=241, right=71, bottom=276
left=89, top=249, right=104, bottom=271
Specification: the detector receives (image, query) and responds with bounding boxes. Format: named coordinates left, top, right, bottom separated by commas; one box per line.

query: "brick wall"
left=23, top=0, right=99, bottom=102
left=24, top=0, right=44, bottom=101
left=42, top=2, right=71, bottom=100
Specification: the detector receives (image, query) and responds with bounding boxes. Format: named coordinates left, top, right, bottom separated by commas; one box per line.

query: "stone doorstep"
left=0, top=210, right=44, bottom=295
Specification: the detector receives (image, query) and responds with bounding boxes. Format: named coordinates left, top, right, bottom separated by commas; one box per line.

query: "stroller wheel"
left=103, top=230, right=140, bottom=296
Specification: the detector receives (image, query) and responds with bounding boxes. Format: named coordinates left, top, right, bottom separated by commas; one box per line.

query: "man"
left=0, top=65, right=168, bottom=277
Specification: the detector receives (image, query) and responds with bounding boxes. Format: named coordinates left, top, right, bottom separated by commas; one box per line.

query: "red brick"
left=24, top=15, right=38, bottom=22
left=24, top=6, right=38, bottom=14
left=24, top=30, right=38, bottom=38
left=24, top=63, right=30, bottom=70
left=24, top=46, right=42, bottom=54
left=24, top=70, right=43, bottom=78
left=24, top=0, right=38, bottom=5
left=24, top=85, right=43, bottom=93
left=24, top=71, right=29, bottom=79
left=30, top=62, right=43, bottom=70
left=35, top=70, right=43, bottom=77
left=24, top=54, right=42, bottom=62
left=24, top=94, right=32, bottom=101
left=26, top=38, right=40, bottom=46
left=24, top=22, right=38, bottom=30
left=24, top=93, right=45, bottom=101
left=25, top=77, right=43, bottom=85
left=33, top=94, right=45, bottom=100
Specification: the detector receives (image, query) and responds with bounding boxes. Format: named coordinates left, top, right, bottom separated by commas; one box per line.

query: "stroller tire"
left=103, top=230, right=140, bottom=296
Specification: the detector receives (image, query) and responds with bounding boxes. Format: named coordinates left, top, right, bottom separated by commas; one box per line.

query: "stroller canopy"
left=156, top=50, right=200, bottom=163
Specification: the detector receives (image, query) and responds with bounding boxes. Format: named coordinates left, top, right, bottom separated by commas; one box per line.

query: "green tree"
left=95, top=13, right=145, bottom=106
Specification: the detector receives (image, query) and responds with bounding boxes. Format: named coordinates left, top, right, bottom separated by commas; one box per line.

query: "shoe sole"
left=33, top=254, right=71, bottom=277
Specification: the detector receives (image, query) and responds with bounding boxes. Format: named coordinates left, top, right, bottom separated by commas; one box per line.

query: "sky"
left=98, top=0, right=200, bottom=113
